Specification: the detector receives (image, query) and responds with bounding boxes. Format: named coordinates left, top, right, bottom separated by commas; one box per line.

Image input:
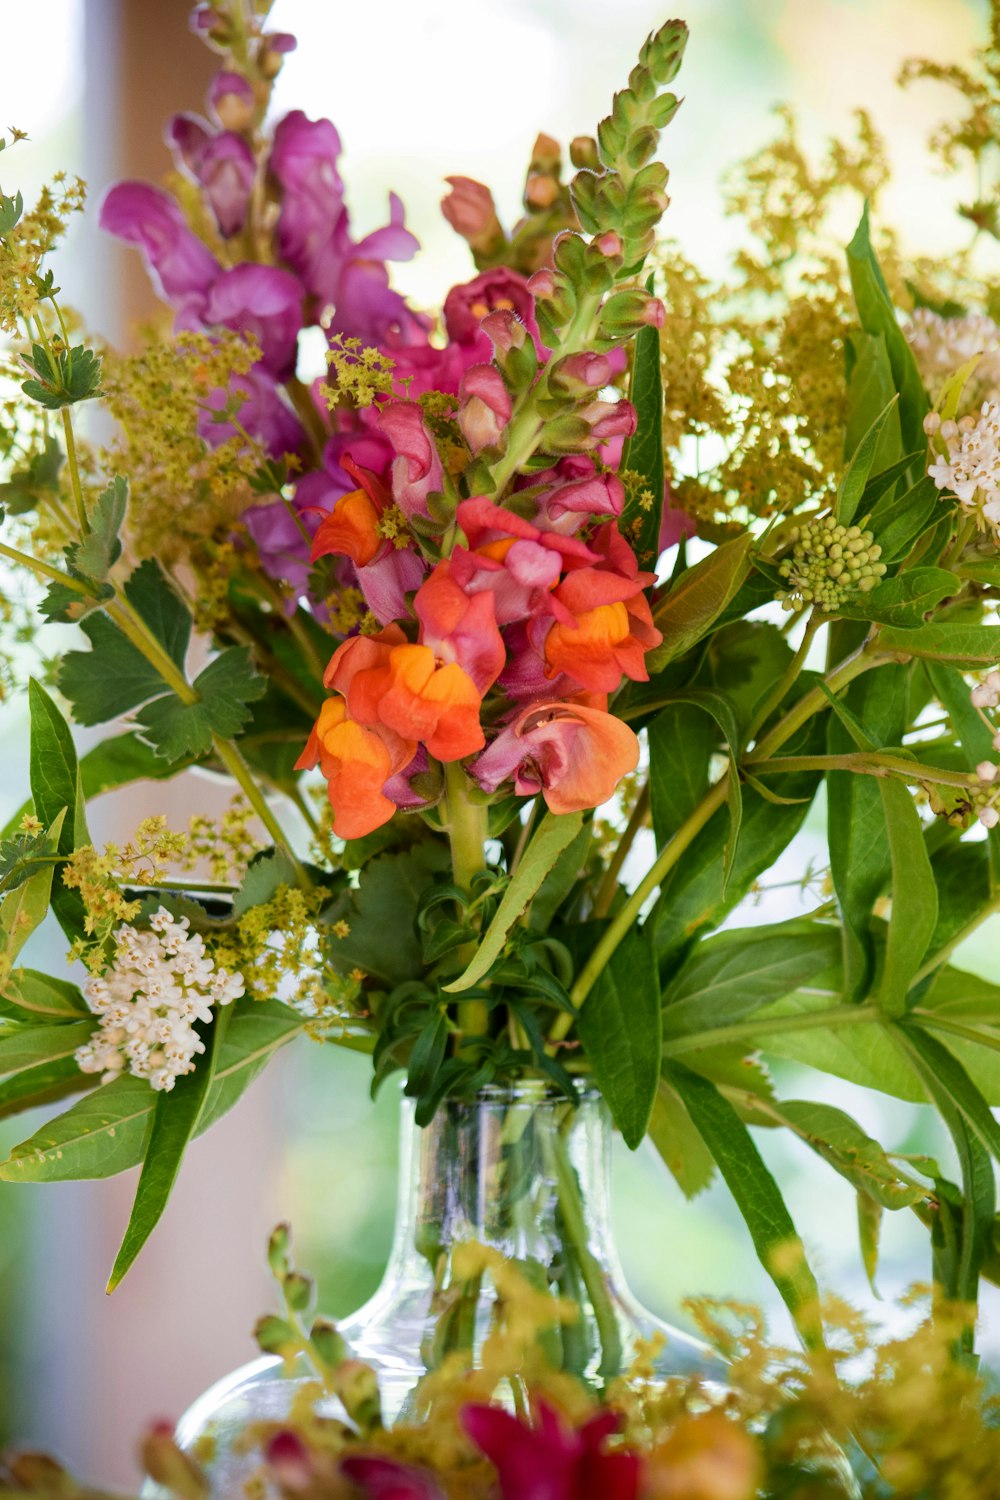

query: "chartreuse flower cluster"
left=777, top=515, right=886, bottom=612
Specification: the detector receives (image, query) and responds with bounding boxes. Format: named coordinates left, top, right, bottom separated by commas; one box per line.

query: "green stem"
left=60, top=407, right=89, bottom=534
left=747, top=751, right=977, bottom=790
left=913, top=1012, right=1000, bottom=1053
left=745, top=610, right=821, bottom=745
left=0, top=539, right=88, bottom=591
left=444, top=761, right=489, bottom=1041
left=593, top=781, right=650, bottom=919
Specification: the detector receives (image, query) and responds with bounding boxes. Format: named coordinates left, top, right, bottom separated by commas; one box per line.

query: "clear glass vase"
left=159, top=1084, right=724, bottom=1495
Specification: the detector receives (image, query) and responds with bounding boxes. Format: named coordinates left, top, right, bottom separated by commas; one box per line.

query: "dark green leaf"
left=664, top=1060, right=824, bottom=1349
left=445, top=812, right=583, bottom=993
left=836, top=394, right=899, bottom=525
left=72, top=476, right=127, bottom=582
left=58, top=613, right=168, bottom=725
left=123, top=559, right=191, bottom=670
left=27, top=680, right=88, bottom=942
left=327, top=845, right=451, bottom=987
left=107, top=1006, right=230, bottom=1290
left=577, top=927, right=661, bottom=1149
left=876, top=778, right=938, bottom=1016
left=835, top=568, right=959, bottom=628
left=649, top=702, right=713, bottom=848
left=870, top=475, right=942, bottom=564
left=135, top=647, right=266, bottom=761
left=233, top=849, right=300, bottom=918
left=652, top=689, right=742, bottom=887
left=21, top=342, right=102, bottom=409
left=647, top=535, right=753, bottom=673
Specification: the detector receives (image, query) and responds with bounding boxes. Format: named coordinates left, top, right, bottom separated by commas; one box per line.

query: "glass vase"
left=159, top=1083, right=724, bottom=1494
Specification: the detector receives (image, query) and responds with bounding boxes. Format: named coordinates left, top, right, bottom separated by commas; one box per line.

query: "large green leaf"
left=619, top=274, right=664, bottom=570
left=895, top=1025, right=1000, bottom=1167
left=827, top=665, right=908, bottom=1000
left=875, top=778, right=938, bottom=1017
left=648, top=1078, right=716, bottom=1198
left=646, top=535, right=753, bottom=673
left=57, top=613, right=166, bottom=726
left=576, top=928, right=661, bottom=1149
left=844, top=330, right=901, bottom=475
left=0, top=968, right=89, bottom=1022
left=836, top=568, right=960, bottom=629
left=878, top=623, right=1000, bottom=668
left=0, top=1019, right=96, bottom=1118
left=445, top=812, right=583, bottom=993
left=0, top=998, right=303, bottom=1182
left=836, top=394, right=899, bottom=525
left=665, top=1060, right=824, bottom=1349
left=136, top=647, right=266, bottom=762
left=325, top=845, right=450, bottom=988
left=107, top=1007, right=230, bottom=1290
left=649, top=703, right=713, bottom=849
left=847, top=205, right=929, bottom=462
left=758, top=1097, right=926, bottom=1210
left=662, top=920, right=841, bottom=1041
left=27, top=679, right=88, bottom=941
left=651, top=689, right=742, bottom=888
left=0, top=811, right=65, bottom=990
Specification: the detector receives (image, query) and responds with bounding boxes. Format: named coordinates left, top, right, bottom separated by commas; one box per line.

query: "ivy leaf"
left=619, top=273, right=664, bottom=569
left=665, top=1059, right=825, bottom=1350
left=576, top=927, right=661, bottom=1149
left=106, top=1007, right=231, bottom=1290
left=444, top=812, right=584, bottom=993
left=135, top=648, right=267, bottom=762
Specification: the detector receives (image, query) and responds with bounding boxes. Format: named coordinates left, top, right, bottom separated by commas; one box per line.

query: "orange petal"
left=540, top=706, right=639, bottom=815
left=311, top=488, right=382, bottom=567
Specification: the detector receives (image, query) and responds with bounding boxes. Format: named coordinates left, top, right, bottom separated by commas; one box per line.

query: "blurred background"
left=0, top=0, right=995, bottom=1486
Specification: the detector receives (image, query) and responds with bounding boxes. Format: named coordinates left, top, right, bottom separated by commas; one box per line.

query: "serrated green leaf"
left=836, top=394, right=899, bottom=525
left=0, top=435, right=63, bottom=515
left=107, top=1006, right=230, bottom=1290
left=619, top=273, right=664, bottom=570
left=664, top=1059, right=824, bottom=1350
left=327, top=845, right=450, bottom=987
left=0, top=998, right=304, bottom=1182
left=646, top=535, right=753, bottom=673
left=444, top=813, right=583, bottom=993
left=123, top=558, right=191, bottom=670
left=28, top=678, right=88, bottom=941
left=58, top=612, right=168, bottom=725
left=576, top=927, right=660, bottom=1149
left=135, top=647, right=266, bottom=761
left=233, top=848, right=301, bottom=919
left=21, top=343, right=102, bottom=409
left=72, top=476, right=127, bottom=582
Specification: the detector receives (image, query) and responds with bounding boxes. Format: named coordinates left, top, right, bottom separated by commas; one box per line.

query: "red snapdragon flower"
left=462, top=1401, right=642, bottom=1500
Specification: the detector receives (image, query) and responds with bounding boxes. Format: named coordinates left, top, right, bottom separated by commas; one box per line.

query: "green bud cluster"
left=777, top=516, right=887, bottom=612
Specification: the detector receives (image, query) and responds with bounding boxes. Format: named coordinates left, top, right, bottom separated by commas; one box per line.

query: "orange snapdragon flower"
left=327, top=627, right=485, bottom=762
left=295, top=696, right=416, bottom=840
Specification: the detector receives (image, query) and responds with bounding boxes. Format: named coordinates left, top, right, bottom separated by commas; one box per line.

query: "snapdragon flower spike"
left=414, top=562, right=506, bottom=694
left=166, top=113, right=256, bottom=238
left=454, top=497, right=596, bottom=625
left=294, top=693, right=416, bottom=840
left=310, top=455, right=426, bottom=624
left=328, top=626, right=485, bottom=763
left=100, top=182, right=220, bottom=320
left=472, top=700, right=639, bottom=815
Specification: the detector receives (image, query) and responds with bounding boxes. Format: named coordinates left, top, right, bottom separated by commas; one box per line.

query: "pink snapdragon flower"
left=472, top=701, right=640, bottom=815
left=166, top=113, right=255, bottom=237
left=462, top=1401, right=642, bottom=1500
left=378, top=402, right=445, bottom=519
left=100, top=182, right=219, bottom=319
left=414, top=562, right=506, bottom=694
left=458, top=363, right=512, bottom=453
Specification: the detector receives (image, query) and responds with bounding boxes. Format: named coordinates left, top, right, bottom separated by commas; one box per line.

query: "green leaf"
left=648, top=1078, right=716, bottom=1198
left=0, top=811, right=64, bottom=989
left=927, top=662, right=1000, bottom=883
left=0, top=435, right=63, bottom=515
left=664, top=1060, right=824, bottom=1349
left=646, top=534, right=753, bottom=673
left=844, top=331, right=901, bottom=475
left=649, top=702, right=713, bottom=848
left=0, top=998, right=303, bottom=1182
left=0, top=968, right=89, bottom=1022
left=878, top=623, right=1000, bottom=668
left=835, top=568, right=959, bottom=628
left=619, top=274, right=664, bottom=570
left=771, top=1098, right=925, bottom=1210
left=28, top=678, right=88, bottom=942
left=894, top=1024, right=1000, bottom=1167
left=0, top=1020, right=96, bottom=1119
left=72, top=476, right=127, bottom=582
left=827, top=665, right=907, bottom=1000
left=748, top=986, right=924, bottom=1101
left=836, top=394, right=900, bottom=525
left=233, top=849, right=301, bottom=919
left=847, top=205, right=929, bottom=461
left=858, top=1192, right=883, bottom=1296
left=136, top=647, right=267, bottom=762
left=123, top=559, right=191, bottom=670
left=870, top=475, right=941, bottom=564
left=875, top=779, right=938, bottom=1017
left=106, top=1007, right=230, bottom=1290
left=662, top=921, right=840, bottom=1040
left=651, top=689, right=743, bottom=887
left=328, top=845, right=451, bottom=987
left=528, top=821, right=593, bottom=931
left=956, top=558, right=1000, bottom=588
left=576, top=928, right=661, bottom=1149
left=58, top=613, right=168, bottom=725
left=21, top=342, right=102, bottom=409
left=444, top=813, right=583, bottom=993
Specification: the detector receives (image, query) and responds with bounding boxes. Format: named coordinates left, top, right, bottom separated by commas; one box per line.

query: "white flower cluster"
left=926, top=402, right=1000, bottom=536
left=76, top=908, right=244, bottom=1092
left=964, top=671, right=1000, bottom=830
left=907, top=308, right=1000, bottom=401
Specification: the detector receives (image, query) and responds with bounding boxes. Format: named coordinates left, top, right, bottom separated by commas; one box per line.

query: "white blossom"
left=926, top=401, right=1000, bottom=538
left=907, top=308, right=1000, bottom=401
left=970, top=669, right=1000, bottom=710
left=76, top=908, right=244, bottom=1092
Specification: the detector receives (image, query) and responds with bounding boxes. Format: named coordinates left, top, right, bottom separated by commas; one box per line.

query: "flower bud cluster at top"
left=103, top=2, right=690, bottom=842
left=776, top=515, right=886, bottom=612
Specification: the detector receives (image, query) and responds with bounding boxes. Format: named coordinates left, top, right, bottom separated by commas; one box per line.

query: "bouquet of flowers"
left=3, top=0, right=1000, bottom=1488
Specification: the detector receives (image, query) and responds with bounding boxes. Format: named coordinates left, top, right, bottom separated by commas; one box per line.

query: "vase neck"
left=386, top=1088, right=619, bottom=1278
